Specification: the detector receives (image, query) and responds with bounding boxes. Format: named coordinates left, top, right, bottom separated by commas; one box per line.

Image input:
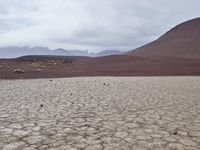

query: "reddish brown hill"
left=127, top=18, right=200, bottom=59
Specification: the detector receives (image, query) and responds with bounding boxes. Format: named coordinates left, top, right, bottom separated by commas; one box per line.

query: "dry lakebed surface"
left=0, top=77, right=200, bottom=150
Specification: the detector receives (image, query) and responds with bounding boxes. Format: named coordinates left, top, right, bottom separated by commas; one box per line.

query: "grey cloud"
left=0, top=0, right=200, bottom=52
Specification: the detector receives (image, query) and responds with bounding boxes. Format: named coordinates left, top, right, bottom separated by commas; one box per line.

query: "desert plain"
left=0, top=77, right=200, bottom=150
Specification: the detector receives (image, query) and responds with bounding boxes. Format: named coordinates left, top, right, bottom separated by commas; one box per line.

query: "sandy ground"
left=0, top=77, right=200, bottom=150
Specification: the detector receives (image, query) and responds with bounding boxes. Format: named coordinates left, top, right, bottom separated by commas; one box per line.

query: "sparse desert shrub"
left=31, top=63, right=40, bottom=68
left=31, top=63, right=47, bottom=68
left=0, top=65, right=2, bottom=69
left=13, top=69, right=25, bottom=74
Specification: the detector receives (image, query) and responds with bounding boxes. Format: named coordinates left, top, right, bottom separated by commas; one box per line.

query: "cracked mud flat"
left=0, top=77, right=200, bottom=150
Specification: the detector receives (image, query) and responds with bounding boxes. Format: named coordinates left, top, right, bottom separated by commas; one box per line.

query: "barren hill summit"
left=128, top=18, right=200, bottom=59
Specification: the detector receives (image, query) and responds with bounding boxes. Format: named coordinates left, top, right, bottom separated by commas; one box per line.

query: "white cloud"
left=0, top=0, right=200, bottom=52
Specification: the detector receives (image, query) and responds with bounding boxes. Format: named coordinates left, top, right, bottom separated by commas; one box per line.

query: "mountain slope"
left=128, top=18, right=200, bottom=59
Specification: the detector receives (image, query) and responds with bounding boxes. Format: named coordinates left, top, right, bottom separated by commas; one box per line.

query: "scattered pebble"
left=173, top=131, right=178, bottom=135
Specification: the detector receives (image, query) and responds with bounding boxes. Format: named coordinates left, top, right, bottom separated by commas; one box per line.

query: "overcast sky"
left=0, top=0, right=200, bottom=52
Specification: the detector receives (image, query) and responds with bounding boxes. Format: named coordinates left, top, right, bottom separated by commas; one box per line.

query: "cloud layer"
left=0, top=0, right=200, bottom=52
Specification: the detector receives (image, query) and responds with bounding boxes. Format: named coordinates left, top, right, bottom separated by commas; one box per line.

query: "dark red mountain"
left=128, top=18, right=200, bottom=59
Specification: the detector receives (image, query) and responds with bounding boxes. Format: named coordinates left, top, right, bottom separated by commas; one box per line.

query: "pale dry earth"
left=0, top=77, right=200, bottom=150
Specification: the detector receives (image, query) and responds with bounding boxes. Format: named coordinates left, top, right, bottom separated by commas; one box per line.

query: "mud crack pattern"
left=0, top=77, right=200, bottom=150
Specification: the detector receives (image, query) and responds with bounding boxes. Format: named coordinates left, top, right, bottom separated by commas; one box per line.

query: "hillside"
left=128, top=18, right=200, bottom=59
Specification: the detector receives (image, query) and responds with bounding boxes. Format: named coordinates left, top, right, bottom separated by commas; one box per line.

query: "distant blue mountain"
left=0, top=46, right=124, bottom=58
